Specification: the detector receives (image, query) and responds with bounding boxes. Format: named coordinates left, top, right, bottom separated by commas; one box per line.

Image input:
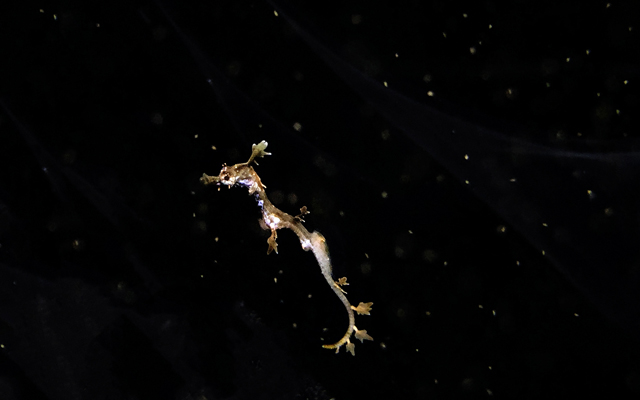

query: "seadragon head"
left=201, top=141, right=270, bottom=194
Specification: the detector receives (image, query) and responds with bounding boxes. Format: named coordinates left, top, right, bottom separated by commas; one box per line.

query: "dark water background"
left=1, top=0, right=640, bottom=398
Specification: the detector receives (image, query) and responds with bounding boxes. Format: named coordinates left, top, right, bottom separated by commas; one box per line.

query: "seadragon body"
left=201, top=141, right=373, bottom=355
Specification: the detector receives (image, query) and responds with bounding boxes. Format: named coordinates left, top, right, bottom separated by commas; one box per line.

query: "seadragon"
left=201, top=140, right=373, bottom=355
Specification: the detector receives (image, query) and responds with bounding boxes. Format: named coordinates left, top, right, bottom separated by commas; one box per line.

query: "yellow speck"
left=478, top=304, right=484, bottom=309
left=274, top=10, right=278, bottom=17
left=427, top=90, right=434, bottom=97
left=605, top=207, right=613, bottom=216
left=381, top=191, right=388, bottom=198
left=365, top=253, right=369, bottom=258
left=488, top=365, right=492, bottom=370
left=292, top=322, right=297, bottom=328
left=408, top=230, right=413, bottom=234
left=193, top=213, right=196, bottom=217
left=383, top=81, right=388, bottom=87
left=492, top=310, right=496, bottom=316
left=574, top=313, right=579, bottom=317
left=566, top=57, right=570, bottom=62
left=624, top=80, right=628, bottom=84
left=442, top=32, right=447, bottom=38
left=194, top=134, right=198, bottom=138
left=516, top=261, right=520, bottom=266
left=426, top=311, right=431, bottom=316
left=463, top=13, right=468, bottom=18
left=464, top=154, right=469, bottom=160
left=542, top=222, right=548, bottom=227
left=542, top=250, right=546, bottom=255
left=53, top=14, right=57, bottom=20
left=586, top=49, right=591, bottom=55
left=40, top=9, right=44, bottom=13
left=489, top=24, right=492, bottom=29
left=470, top=47, right=476, bottom=54
left=293, top=122, right=302, bottom=131
left=0, top=344, right=4, bottom=349
left=274, top=277, right=278, bottom=283
left=597, top=92, right=601, bottom=97
left=96, top=23, right=100, bottom=28
left=395, top=53, right=399, bottom=58
left=616, top=109, right=621, bottom=115
left=546, top=82, right=551, bottom=88
left=308, top=294, right=312, bottom=298
left=606, top=3, right=611, bottom=8
left=465, top=180, right=470, bottom=184
left=211, top=145, right=217, bottom=150
left=200, top=274, right=204, bottom=278
left=416, top=348, right=419, bottom=352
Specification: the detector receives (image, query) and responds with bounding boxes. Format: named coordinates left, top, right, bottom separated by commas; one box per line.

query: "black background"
left=2, top=0, right=640, bottom=399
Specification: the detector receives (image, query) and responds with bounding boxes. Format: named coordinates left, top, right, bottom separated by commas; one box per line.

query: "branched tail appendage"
left=201, top=141, right=373, bottom=355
